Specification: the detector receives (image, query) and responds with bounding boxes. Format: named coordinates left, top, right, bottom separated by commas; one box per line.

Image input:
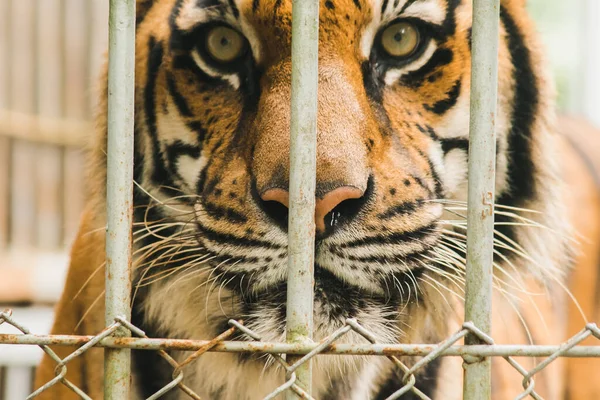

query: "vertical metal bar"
left=104, top=0, right=135, bottom=398
left=463, top=1, right=500, bottom=399
left=286, top=0, right=319, bottom=397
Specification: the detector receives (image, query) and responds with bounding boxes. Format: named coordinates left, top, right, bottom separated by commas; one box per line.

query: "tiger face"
left=126, top=0, right=568, bottom=397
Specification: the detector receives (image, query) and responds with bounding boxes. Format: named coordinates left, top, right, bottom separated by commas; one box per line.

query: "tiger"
left=34, top=0, right=600, bottom=398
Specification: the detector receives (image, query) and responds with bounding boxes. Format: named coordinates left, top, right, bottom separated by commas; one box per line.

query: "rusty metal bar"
left=104, top=0, right=135, bottom=398
left=463, top=1, right=500, bottom=399
left=4, top=333, right=600, bottom=358
left=286, top=0, right=319, bottom=397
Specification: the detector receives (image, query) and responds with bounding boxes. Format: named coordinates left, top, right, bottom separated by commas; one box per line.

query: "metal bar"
left=463, top=1, right=500, bottom=399
left=104, top=0, right=135, bottom=398
left=286, top=0, right=319, bottom=397
left=5, top=334, right=600, bottom=358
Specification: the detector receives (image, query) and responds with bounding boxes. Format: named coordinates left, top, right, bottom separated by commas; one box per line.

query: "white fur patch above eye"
left=176, top=0, right=236, bottom=32
left=235, top=1, right=262, bottom=64
left=360, top=15, right=382, bottom=59
left=383, top=40, right=437, bottom=85
left=402, top=0, right=446, bottom=26
left=191, top=50, right=241, bottom=89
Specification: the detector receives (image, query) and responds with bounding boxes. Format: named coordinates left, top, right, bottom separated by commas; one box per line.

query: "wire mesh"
left=2, top=309, right=600, bottom=399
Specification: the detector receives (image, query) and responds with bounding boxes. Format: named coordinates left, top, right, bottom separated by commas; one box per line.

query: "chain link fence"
left=1, top=0, right=600, bottom=399
left=2, top=309, right=600, bottom=399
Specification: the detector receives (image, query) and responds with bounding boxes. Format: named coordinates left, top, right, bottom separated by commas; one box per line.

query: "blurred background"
left=0, top=0, right=598, bottom=398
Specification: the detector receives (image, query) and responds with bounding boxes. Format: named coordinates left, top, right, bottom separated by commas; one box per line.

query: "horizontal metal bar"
left=2, top=334, right=600, bottom=358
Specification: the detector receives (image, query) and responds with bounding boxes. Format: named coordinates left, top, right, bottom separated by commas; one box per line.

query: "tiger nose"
left=261, top=186, right=365, bottom=234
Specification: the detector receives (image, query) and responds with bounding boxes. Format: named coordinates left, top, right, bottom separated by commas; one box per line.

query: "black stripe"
left=187, top=120, right=209, bottom=143
left=426, top=156, right=445, bottom=198
left=169, top=0, right=185, bottom=35
left=378, top=200, right=424, bottom=219
left=424, top=79, right=462, bottom=115
left=339, top=222, right=437, bottom=249
left=252, top=0, right=260, bottom=12
left=353, top=0, right=362, bottom=10
left=227, top=0, right=240, bottom=18
left=423, top=125, right=439, bottom=140
left=196, top=222, right=284, bottom=249
left=331, top=248, right=431, bottom=264
left=441, top=137, right=469, bottom=153
left=144, top=37, right=176, bottom=188
left=381, top=0, right=390, bottom=15
left=201, top=200, right=249, bottom=224
left=201, top=248, right=261, bottom=266
left=166, top=72, right=193, bottom=117
left=165, top=140, right=201, bottom=189
left=362, top=61, right=384, bottom=103
left=136, top=0, right=155, bottom=27
left=401, top=48, right=454, bottom=88
left=494, top=6, right=538, bottom=240
left=442, top=0, right=461, bottom=35
left=165, top=140, right=201, bottom=163
left=412, top=146, right=443, bottom=198
left=410, top=174, right=432, bottom=196
left=195, top=0, right=220, bottom=9
left=353, top=252, right=428, bottom=265
left=399, top=0, right=418, bottom=14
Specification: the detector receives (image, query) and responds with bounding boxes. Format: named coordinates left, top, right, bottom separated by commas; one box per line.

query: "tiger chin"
left=35, top=0, right=600, bottom=399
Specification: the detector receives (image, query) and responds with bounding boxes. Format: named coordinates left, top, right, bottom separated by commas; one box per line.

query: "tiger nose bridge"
left=257, top=62, right=369, bottom=232
left=262, top=67, right=369, bottom=233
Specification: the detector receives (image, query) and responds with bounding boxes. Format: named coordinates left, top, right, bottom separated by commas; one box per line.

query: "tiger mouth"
left=224, top=263, right=424, bottom=318
left=194, top=215, right=440, bottom=304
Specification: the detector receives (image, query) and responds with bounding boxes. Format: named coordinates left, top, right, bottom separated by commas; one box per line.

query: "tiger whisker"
left=217, top=265, right=242, bottom=317
left=202, top=258, right=234, bottom=321
left=162, top=262, right=216, bottom=294
left=437, top=238, right=535, bottom=295
left=136, top=254, right=213, bottom=287
left=72, top=261, right=106, bottom=302
left=134, top=181, right=192, bottom=213
left=137, top=252, right=212, bottom=283
left=417, top=276, right=453, bottom=307
left=74, top=289, right=106, bottom=332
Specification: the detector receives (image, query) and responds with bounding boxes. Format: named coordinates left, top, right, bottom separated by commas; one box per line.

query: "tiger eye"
left=206, top=26, right=247, bottom=63
left=380, top=22, right=420, bottom=58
